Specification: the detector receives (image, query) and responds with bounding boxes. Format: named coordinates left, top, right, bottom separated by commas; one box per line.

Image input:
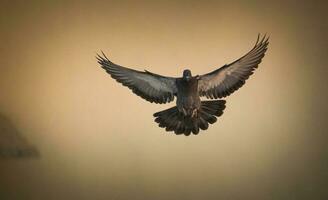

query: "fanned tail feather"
left=153, top=100, right=226, bottom=136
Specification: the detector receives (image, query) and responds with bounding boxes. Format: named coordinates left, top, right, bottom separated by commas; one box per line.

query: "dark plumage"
left=97, top=34, right=269, bottom=135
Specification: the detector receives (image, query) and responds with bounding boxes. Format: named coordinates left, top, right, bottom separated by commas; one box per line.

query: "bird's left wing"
left=198, top=35, right=269, bottom=99
left=97, top=53, right=177, bottom=104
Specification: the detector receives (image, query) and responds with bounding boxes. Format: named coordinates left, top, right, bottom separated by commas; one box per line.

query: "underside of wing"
left=198, top=34, right=269, bottom=99
left=97, top=52, right=177, bottom=104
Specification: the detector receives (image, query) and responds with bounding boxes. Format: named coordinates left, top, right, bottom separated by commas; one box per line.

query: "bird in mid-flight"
left=97, top=34, right=269, bottom=136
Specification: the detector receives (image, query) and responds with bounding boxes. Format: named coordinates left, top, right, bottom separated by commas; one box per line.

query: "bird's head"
left=183, top=69, right=192, bottom=81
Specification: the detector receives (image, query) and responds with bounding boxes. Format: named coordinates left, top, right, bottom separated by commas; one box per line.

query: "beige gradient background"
left=0, top=0, right=327, bottom=199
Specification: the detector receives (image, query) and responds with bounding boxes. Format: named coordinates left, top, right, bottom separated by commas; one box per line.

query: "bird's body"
left=97, top=34, right=269, bottom=135
left=176, top=72, right=201, bottom=117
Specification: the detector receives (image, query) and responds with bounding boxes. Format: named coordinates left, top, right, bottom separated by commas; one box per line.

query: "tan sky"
left=0, top=0, right=327, bottom=199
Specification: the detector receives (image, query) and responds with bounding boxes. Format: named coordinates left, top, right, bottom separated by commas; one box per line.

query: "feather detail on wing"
left=97, top=52, right=177, bottom=104
left=198, top=34, right=269, bottom=99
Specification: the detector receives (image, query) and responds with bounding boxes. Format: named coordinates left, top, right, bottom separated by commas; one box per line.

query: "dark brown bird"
left=97, top=34, right=269, bottom=136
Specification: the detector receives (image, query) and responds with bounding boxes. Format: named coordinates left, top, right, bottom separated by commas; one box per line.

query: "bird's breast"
left=176, top=78, right=201, bottom=114
left=177, top=78, right=198, bottom=95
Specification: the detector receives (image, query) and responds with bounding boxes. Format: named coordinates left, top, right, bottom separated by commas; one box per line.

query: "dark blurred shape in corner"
left=0, top=113, right=40, bottom=159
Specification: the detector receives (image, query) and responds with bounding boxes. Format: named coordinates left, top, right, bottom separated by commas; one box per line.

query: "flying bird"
left=97, top=34, right=269, bottom=136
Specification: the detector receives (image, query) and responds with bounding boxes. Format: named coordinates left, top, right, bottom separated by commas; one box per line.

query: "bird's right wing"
left=97, top=53, right=177, bottom=104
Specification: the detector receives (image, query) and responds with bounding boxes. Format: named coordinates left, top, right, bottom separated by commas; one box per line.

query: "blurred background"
left=0, top=0, right=327, bottom=199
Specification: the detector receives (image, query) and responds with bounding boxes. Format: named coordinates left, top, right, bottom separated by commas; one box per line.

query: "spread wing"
left=198, top=34, right=269, bottom=99
left=97, top=52, right=177, bottom=104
